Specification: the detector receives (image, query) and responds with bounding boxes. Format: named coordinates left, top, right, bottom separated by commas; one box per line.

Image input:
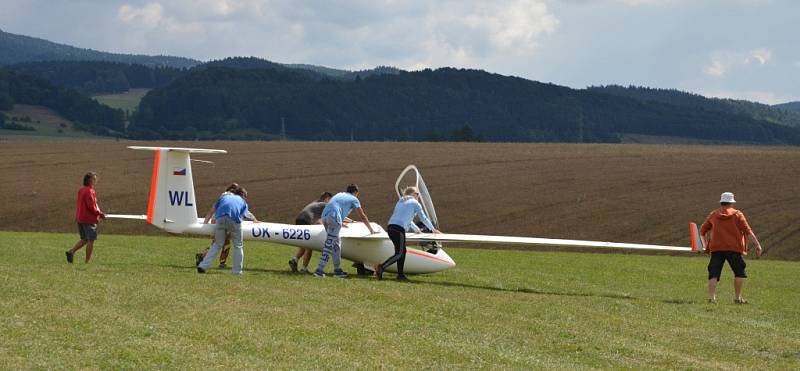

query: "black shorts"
left=77, top=223, right=98, bottom=241
left=295, top=218, right=311, bottom=226
left=708, top=251, right=747, bottom=280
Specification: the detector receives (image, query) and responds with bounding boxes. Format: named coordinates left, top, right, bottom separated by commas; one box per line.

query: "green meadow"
left=92, top=89, right=150, bottom=112
left=1, top=231, right=798, bottom=369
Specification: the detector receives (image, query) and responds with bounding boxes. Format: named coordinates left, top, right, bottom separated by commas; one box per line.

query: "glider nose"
left=435, top=248, right=456, bottom=269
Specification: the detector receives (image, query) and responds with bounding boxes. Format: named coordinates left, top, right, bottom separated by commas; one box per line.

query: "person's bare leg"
left=708, top=278, right=718, bottom=302
left=84, top=241, right=94, bottom=263
left=302, top=249, right=312, bottom=268
left=294, top=248, right=306, bottom=260
left=69, top=240, right=87, bottom=253
left=734, top=277, right=745, bottom=301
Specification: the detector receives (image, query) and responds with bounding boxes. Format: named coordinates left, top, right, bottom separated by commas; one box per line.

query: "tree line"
left=3, top=58, right=800, bottom=144
left=588, top=85, right=800, bottom=128
left=0, top=69, right=124, bottom=134
left=8, top=61, right=186, bottom=95
left=128, top=66, right=800, bottom=144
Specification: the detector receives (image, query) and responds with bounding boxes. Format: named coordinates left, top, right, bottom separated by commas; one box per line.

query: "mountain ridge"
left=0, top=29, right=199, bottom=68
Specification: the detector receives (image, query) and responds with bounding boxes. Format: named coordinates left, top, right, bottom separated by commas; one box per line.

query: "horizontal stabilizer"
left=353, top=232, right=693, bottom=252
left=106, top=214, right=147, bottom=220
left=127, top=146, right=227, bottom=154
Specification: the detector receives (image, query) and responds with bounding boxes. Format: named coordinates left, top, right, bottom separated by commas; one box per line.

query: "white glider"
left=108, top=147, right=703, bottom=275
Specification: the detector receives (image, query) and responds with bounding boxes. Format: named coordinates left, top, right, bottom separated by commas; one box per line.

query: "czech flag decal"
left=173, top=168, right=187, bottom=176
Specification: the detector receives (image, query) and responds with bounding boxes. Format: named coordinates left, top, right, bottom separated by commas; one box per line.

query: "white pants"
left=198, top=216, right=244, bottom=274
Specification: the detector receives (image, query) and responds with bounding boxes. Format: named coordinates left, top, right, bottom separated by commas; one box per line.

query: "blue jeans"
left=315, top=216, right=343, bottom=274
left=199, top=216, right=244, bottom=274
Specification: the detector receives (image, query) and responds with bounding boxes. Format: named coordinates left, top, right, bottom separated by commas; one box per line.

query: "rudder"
left=689, top=222, right=705, bottom=253
left=130, top=146, right=226, bottom=233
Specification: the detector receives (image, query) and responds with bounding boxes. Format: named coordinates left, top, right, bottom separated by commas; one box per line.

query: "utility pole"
left=280, top=117, right=286, bottom=141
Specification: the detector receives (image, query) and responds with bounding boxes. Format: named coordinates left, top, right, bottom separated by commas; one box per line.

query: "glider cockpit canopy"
left=395, top=164, right=439, bottom=230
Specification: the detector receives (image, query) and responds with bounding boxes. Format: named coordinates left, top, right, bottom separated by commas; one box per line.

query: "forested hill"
left=8, top=61, right=186, bottom=95
left=202, top=57, right=401, bottom=80
left=0, top=29, right=198, bottom=68
left=0, top=69, right=124, bottom=134
left=5, top=58, right=399, bottom=95
left=588, top=85, right=800, bottom=128
left=129, top=66, right=800, bottom=144
left=774, top=102, right=800, bottom=113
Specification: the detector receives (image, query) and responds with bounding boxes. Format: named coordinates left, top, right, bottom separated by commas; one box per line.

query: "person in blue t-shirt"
left=375, top=186, right=441, bottom=281
left=197, top=187, right=259, bottom=275
left=314, top=184, right=375, bottom=278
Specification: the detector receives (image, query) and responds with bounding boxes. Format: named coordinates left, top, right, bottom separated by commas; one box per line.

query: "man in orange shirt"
left=699, top=192, right=762, bottom=304
left=66, top=172, right=105, bottom=264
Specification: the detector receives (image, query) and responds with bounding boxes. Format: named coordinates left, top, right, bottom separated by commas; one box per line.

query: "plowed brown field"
left=1, top=140, right=798, bottom=259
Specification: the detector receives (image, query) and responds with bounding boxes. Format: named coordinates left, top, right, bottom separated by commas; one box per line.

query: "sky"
left=1, top=0, right=797, bottom=104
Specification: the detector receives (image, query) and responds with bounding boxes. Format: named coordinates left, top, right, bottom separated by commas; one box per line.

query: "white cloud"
left=118, top=2, right=164, bottom=27
left=744, top=48, right=772, bottom=65
left=704, top=60, right=727, bottom=77
left=474, top=0, right=559, bottom=52
left=113, top=0, right=559, bottom=69
left=616, top=0, right=674, bottom=6
left=703, top=48, right=773, bottom=78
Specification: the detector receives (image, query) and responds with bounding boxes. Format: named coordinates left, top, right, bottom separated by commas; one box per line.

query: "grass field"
left=1, top=140, right=798, bottom=260
left=0, top=104, right=99, bottom=138
left=92, top=89, right=150, bottom=112
left=1, top=231, right=798, bottom=369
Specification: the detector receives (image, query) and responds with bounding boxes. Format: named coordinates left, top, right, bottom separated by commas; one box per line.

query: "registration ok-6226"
left=282, top=228, right=311, bottom=240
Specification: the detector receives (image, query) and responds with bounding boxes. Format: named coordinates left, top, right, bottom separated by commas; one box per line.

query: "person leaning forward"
left=699, top=192, right=762, bottom=304
left=313, top=184, right=375, bottom=278
left=375, top=186, right=441, bottom=281
left=289, top=191, right=333, bottom=273
left=195, top=183, right=241, bottom=269
left=197, top=187, right=259, bottom=275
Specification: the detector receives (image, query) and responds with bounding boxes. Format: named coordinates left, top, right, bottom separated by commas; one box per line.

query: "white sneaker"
left=299, top=267, right=309, bottom=273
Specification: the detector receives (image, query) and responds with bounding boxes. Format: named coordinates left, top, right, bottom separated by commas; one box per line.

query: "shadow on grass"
left=159, top=264, right=697, bottom=304
left=412, top=279, right=698, bottom=304
left=160, top=264, right=296, bottom=276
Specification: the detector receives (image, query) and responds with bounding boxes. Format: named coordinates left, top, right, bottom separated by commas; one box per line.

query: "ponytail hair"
left=402, top=186, right=419, bottom=196
left=225, top=182, right=240, bottom=193
left=234, top=187, right=248, bottom=199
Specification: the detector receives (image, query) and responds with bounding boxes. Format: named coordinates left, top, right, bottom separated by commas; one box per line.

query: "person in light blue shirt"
left=197, top=187, right=259, bottom=275
left=375, top=186, right=441, bottom=281
left=314, top=184, right=375, bottom=278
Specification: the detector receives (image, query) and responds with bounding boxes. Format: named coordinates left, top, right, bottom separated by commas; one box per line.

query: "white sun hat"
left=720, top=192, right=736, bottom=203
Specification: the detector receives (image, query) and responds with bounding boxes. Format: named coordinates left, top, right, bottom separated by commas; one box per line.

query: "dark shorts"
left=708, top=251, right=747, bottom=280
left=77, top=223, right=98, bottom=241
left=295, top=218, right=312, bottom=226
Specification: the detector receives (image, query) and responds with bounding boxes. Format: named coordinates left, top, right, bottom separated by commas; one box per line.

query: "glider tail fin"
left=129, top=146, right=226, bottom=233
left=689, top=222, right=705, bottom=253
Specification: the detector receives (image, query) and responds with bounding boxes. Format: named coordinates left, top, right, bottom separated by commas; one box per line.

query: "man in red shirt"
left=699, top=192, right=762, bottom=304
left=66, top=172, right=105, bottom=263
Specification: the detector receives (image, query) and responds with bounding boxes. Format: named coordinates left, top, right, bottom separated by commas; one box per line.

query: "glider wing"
left=353, top=231, right=694, bottom=252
